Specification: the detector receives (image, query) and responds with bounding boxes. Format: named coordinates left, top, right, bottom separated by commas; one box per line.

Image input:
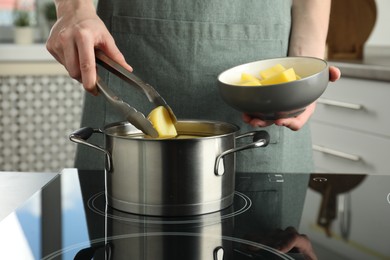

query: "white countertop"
left=0, top=43, right=68, bottom=75
left=0, top=171, right=58, bottom=221
left=0, top=43, right=55, bottom=62
left=330, top=58, right=390, bottom=82
left=328, top=46, right=390, bottom=82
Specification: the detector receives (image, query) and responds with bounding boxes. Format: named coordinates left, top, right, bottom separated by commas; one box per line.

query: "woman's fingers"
left=242, top=114, right=274, bottom=127
left=242, top=102, right=316, bottom=131
left=76, top=29, right=98, bottom=94
left=274, top=102, right=316, bottom=131
left=329, top=65, right=341, bottom=82
left=46, top=2, right=133, bottom=95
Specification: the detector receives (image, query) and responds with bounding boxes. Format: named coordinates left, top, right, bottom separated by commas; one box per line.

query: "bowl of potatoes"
left=217, top=56, right=329, bottom=120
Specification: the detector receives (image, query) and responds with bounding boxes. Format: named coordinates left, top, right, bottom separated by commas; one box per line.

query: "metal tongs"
left=95, top=50, right=177, bottom=138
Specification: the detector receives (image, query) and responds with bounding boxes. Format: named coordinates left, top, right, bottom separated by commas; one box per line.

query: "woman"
left=47, top=0, right=340, bottom=172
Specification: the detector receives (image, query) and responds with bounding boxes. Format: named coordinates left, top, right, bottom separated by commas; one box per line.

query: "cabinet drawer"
left=312, top=77, right=390, bottom=137
left=310, top=122, right=390, bottom=174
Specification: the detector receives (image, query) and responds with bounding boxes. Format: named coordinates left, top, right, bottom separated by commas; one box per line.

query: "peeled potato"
left=238, top=63, right=302, bottom=87
left=259, top=64, right=286, bottom=79
left=147, top=106, right=177, bottom=138
left=240, top=81, right=262, bottom=86
left=238, top=73, right=262, bottom=86
left=241, top=73, right=261, bottom=83
left=260, top=68, right=297, bottom=85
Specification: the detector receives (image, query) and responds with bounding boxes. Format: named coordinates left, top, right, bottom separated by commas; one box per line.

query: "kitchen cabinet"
left=311, top=63, right=390, bottom=174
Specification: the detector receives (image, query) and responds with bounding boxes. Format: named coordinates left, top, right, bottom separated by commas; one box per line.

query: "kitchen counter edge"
left=329, top=58, right=390, bottom=82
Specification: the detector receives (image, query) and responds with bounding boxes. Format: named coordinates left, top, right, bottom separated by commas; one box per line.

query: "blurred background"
left=0, top=0, right=389, bottom=173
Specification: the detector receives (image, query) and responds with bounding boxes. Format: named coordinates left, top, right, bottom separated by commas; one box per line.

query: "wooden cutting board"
left=326, top=0, right=377, bottom=60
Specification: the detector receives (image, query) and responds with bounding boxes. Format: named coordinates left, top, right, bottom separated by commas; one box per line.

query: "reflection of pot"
left=104, top=207, right=234, bottom=260
left=309, top=174, right=366, bottom=238
left=70, top=120, right=269, bottom=216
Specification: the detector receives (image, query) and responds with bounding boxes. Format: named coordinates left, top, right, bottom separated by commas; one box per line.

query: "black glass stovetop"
left=1, top=169, right=389, bottom=260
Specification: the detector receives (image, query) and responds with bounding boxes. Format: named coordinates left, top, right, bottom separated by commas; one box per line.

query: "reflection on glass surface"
left=0, top=212, right=37, bottom=259
left=61, top=171, right=90, bottom=259
left=17, top=195, right=41, bottom=259
left=300, top=174, right=390, bottom=260
left=0, top=170, right=91, bottom=260
left=0, top=169, right=389, bottom=259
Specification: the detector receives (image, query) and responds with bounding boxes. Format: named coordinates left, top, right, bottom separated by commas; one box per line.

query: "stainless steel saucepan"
left=70, top=120, right=270, bottom=216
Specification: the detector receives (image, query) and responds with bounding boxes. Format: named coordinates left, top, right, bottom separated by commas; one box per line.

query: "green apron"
left=75, top=0, right=314, bottom=173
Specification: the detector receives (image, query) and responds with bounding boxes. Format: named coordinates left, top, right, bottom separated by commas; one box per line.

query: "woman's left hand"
left=243, top=66, right=341, bottom=131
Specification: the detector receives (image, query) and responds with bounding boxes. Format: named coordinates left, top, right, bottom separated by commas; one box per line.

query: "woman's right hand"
left=46, top=0, right=132, bottom=95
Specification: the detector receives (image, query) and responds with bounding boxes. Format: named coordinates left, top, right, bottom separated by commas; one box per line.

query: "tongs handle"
left=96, top=76, right=159, bottom=138
left=95, top=50, right=177, bottom=123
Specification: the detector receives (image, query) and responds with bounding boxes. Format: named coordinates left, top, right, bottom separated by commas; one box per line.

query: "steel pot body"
left=70, top=120, right=269, bottom=216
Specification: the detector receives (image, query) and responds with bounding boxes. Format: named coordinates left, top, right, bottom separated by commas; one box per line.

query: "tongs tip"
left=95, top=50, right=178, bottom=136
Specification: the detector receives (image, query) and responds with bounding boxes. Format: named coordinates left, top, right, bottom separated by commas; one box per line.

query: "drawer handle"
left=317, top=98, right=363, bottom=110
left=313, top=144, right=361, bottom=161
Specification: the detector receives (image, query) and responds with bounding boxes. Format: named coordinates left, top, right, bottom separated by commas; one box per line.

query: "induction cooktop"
left=0, top=169, right=389, bottom=260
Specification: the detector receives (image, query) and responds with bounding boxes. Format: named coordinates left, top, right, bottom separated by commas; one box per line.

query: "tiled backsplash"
left=0, top=75, right=84, bottom=172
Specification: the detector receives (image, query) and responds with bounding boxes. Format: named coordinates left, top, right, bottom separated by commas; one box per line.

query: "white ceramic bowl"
left=217, top=56, right=329, bottom=120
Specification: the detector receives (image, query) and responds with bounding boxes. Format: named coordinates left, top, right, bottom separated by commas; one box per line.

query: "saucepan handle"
left=69, top=127, right=112, bottom=172
left=214, top=130, right=270, bottom=176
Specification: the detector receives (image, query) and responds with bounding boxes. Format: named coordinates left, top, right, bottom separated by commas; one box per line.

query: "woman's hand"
left=273, top=227, right=318, bottom=260
left=46, top=0, right=132, bottom=95
left=243, top=0, right=339, bottom=131
left=242, top=227, right=318, bottom=260
left=243, top=65, right=341, bottom=131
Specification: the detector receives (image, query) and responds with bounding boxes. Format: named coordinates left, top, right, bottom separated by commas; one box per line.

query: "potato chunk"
left=240, top=81, right=262, bottom=86
left=147, top=106, right=177, bottom=138
left=238, top=73, right=262, bottom=86
left=237, top=63, right=302, bottom=87
left=260, top=68, right=297, bottom=85
left=259, top=64, right=286, bottom=79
